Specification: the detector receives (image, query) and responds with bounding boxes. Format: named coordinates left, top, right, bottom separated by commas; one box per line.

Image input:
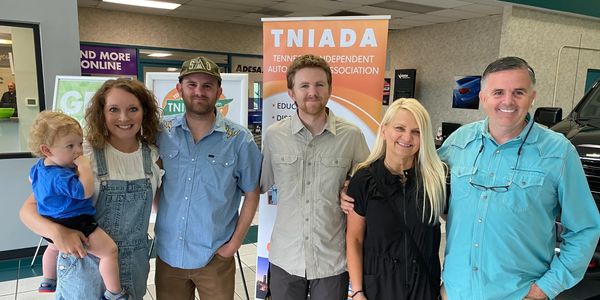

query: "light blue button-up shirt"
left=155, top=112, right=262, bottom=269
left=438, top=116, right=600, bottom=300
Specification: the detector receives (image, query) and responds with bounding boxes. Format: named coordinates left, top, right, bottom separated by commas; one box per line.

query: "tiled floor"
left=0, top=217, right=446, bottom=300
left=0, top=243, right=258, bottom=300
left=0, top=211, right=261, bottom=300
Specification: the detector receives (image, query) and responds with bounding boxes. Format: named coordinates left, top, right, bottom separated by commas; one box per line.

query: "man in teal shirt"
left=439, top=56, right=600, bottom=299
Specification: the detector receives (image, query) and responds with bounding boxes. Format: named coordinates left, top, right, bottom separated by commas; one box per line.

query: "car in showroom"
left=535, top=79, right=600, bottom=300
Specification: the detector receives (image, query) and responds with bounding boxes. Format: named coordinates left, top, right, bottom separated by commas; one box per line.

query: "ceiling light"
left=148, top=52, right=173, bottom=57
left=0, top=39, right=12, bottom=45
left=103, top=0, right=180, bottom=10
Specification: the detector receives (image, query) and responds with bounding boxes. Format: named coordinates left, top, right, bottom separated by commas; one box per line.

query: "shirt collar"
left=375, top=158, right=416, bottom=185
left=290, top=107, right=337, bottom=136
left=481, top=113, right=536, bottom=144
left=213, top=110, right=228, bottom=133
left=174, top=109, right=226, bottom=134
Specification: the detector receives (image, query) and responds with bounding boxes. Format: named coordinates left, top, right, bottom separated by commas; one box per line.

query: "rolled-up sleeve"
left=536, top=146, right=600, bottom=298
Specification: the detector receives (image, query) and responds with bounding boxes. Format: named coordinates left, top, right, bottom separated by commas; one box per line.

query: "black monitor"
left=441, top=122, right=462, bottom=141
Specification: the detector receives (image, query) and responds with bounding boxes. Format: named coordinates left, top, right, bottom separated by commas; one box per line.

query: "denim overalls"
left=55, top=144, right=154, bottom=300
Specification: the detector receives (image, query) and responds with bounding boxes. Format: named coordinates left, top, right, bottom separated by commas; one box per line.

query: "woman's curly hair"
left=85, top=78, right=161, bottom=149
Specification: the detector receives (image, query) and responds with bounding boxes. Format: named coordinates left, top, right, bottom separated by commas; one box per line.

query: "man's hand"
left=524, top=283, right=547, bottom=300
left=51, top=227, right=89, bottom=258
left=353, top=293, right=367, bottom=300
left=216, top=240, right=241, bottom=258
left=340, top=180, right=355, bottom=214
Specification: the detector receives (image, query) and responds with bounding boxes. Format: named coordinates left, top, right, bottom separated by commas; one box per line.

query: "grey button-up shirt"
left=260, top=110, right=369, bottom=279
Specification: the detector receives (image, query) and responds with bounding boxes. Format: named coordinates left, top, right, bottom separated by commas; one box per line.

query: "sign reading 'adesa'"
left=235, top=65, right=262, bottom=73
left=270, top=28, right=377, bottom=48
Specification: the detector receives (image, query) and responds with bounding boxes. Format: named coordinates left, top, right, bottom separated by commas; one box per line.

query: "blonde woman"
left=346, top=98, right=446, bottom=300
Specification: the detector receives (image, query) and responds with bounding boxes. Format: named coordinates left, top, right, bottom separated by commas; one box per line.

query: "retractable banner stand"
left=256, top=16, right=389, bottom=300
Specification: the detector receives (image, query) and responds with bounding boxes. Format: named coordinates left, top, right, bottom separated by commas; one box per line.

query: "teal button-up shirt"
left=438, top=116, right=600, bottom=299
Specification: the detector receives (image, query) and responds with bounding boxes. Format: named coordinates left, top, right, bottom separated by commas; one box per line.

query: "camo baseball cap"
left=179, top=56, right=221, bottom=83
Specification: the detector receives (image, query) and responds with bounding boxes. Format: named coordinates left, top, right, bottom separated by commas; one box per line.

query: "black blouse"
left=347, top=158, right=441, bottom=284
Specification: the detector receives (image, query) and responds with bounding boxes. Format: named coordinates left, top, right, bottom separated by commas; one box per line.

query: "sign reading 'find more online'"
left=80, top=45, right=137, bottom=76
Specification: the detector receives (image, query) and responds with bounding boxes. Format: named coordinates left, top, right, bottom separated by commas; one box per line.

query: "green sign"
left=162, top=97, right=235, bottom=116
left=53, top=76, right=114, bottom=126
left=163, top=99, right=185, bottom=116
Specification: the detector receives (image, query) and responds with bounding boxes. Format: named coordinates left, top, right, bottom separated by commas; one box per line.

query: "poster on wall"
left=257, top=15, right=389, bottom=300
left=383, top=77, right=391, bottom=105
left=452, top=75, right=481, bottom=109
left=80, top=44, right=137, bottom=76
left=393, top=69, right=416, bottom=100
left=0, top=45, right=12, bottom=68
left=145, top=72, right=249, bottom=127
left=0, top=45, right=15, bottom=87
left=53, top=76, right=116, bottom=127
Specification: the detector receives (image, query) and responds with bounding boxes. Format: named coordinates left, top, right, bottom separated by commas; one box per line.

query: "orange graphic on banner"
left=262, top=17, right=389, bottom=134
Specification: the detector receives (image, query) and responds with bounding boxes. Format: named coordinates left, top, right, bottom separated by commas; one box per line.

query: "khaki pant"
left=155, top=255, right=235, bottom=300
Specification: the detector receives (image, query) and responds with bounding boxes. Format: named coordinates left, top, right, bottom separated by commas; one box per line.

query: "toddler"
left=28, top=111, right=127, bottom=300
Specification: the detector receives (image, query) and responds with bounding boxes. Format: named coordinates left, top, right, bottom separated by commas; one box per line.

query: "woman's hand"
left=19, top=193, right=89, bottom=258
left=50, top=227, right=89, bottom=258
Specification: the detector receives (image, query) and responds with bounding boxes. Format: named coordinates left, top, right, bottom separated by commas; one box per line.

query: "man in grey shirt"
left=260, top=54, right=369, bottom=300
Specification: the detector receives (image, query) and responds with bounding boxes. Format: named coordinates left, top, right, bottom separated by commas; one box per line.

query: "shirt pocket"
left=202, top=154, right=236, bottom=189
left=161, top=148, right=180, bottom=178
left=498, top=170, right=545, bottom=212
left=272, top=154, right=300, bottom=193
left=318, top=156, right=351, bottom=199
left=449, top=165, right=472, bottom=200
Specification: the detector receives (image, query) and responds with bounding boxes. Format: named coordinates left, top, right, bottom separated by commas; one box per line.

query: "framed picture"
left=383, top=77, right=391, bottom=105
left=145, top=72, right=249, bottom=127
left=452, top=75, right=481, bottom=109
left=53, top=76, right=116, bottom=127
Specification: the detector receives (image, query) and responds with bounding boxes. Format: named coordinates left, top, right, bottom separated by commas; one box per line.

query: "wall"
left=11, top=26, right=39, bottom=150
left=1, top=1, right=81, bottom=105
left=0, top=0, right=80, bottom=252
left=387, top=15, right=502, bottom=131
left=500, top=6, right=600, bottom=114
left=78, top=7, right=263, bottom=55
left=78, top=8, right=504, bottom=132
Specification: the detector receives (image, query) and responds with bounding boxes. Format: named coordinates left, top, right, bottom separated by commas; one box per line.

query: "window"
left=0, top=21, right=44, bottom=155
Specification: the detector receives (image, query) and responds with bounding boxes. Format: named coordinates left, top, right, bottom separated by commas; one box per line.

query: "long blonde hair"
left=355, top=98, right=446, bottom=224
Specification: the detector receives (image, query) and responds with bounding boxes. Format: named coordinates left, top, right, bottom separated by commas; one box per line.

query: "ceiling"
left=77, top=0, right=509, bottom=30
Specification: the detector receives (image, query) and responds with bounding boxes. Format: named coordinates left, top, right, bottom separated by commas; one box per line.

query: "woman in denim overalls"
left=20, top=78, right=162, bottom=300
